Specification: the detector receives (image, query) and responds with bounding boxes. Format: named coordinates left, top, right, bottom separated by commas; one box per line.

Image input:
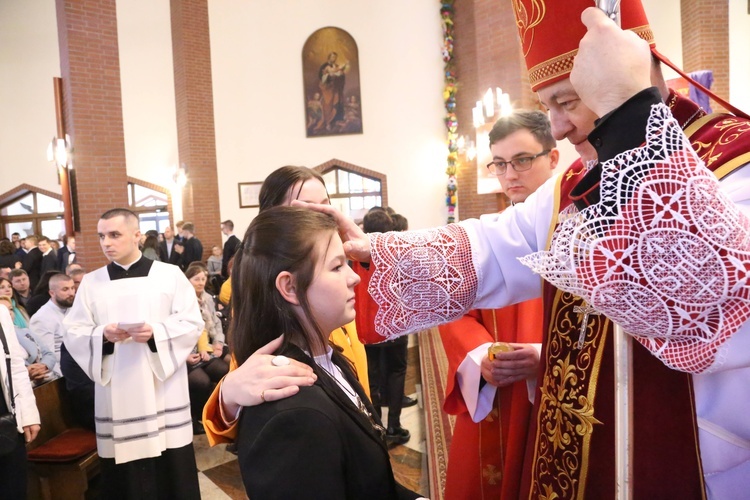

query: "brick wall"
left=56, top=0, right=129, bottom=270
left=171, top=0, right=222, bottom=259
left=452, top=0, right=534, bottom=221
left=681, top=0, right=729, bottom=113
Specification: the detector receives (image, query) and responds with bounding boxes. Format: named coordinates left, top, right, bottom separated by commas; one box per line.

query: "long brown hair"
left=231, top=206, right=337, bottom=365
left=257, top=166, right=328, bottom=211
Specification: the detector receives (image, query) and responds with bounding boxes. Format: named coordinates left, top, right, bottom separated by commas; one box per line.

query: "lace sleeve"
left=368, top=224, right=478, bottom=340
left=521, top=103, right=750, bottom=374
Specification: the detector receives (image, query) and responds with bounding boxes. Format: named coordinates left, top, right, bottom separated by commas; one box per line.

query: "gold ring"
left=260, top=390, right=266, bottom=403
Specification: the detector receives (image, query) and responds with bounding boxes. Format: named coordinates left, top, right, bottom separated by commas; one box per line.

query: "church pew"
left=26, top=377, right=99, bottom=500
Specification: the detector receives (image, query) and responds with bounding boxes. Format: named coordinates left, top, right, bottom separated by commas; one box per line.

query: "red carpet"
left=418, top=328, right=455, bottom=500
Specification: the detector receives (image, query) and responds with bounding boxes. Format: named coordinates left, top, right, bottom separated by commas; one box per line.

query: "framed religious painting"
left=302, top=27, right=363, bottom=137
left=238, top=182, right=263, bottom=208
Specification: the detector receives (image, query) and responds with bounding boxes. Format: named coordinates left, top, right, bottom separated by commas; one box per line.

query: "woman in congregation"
left=0, top=293, right=40, bottom=498
left=202, top=166, right=369, bottom=444
left=0, top=296, right=57, bottom=384
left=232, top=206, right=420, bottom=499
left=185, top=263, right=230, bottom=435
left=141, top=231, right=162, bottom=262
left=0, top=277, right=30, bottom=329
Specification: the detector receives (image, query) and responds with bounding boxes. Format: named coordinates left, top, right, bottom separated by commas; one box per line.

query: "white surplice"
left=367, top=145, right=750, bottom=496
left=63, top=260, right=203, bottom=464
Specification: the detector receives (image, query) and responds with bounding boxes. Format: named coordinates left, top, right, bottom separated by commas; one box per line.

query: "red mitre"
left=512, top=0, right=655, bottom=91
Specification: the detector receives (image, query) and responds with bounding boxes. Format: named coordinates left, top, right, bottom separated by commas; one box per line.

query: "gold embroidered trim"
left=529, top=289, right=608, bottom=499
left=528, top=49, right=577, bottom=89
left=526, top=25, right=653, bottom=89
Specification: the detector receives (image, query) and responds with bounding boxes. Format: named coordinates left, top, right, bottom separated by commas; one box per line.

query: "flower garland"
left=441, top=1, right=458, bottom=224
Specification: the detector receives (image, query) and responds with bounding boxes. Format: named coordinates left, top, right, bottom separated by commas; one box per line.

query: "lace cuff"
left=368, top=224, right=478, bottom=340
left=521, top=103, right=750, bottom=374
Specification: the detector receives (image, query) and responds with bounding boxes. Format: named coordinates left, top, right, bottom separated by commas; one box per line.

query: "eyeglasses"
left=486, top=150, right=550, bottom=175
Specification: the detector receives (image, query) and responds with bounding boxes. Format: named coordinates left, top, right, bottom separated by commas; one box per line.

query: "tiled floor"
left=195, top=340, right=428, bottom=499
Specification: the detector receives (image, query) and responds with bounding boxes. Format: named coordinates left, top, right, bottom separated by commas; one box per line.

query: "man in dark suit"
left=22, top=235, right=43, bottom=290
left=158, top=225, right=181, bottom=267
left=57, top=235, right=77, bottom=271
left=220, top=220, right=240, bottom=279
left=176, top=222, right=202, bottom=271
left=38, top=236, right=58, bottom=275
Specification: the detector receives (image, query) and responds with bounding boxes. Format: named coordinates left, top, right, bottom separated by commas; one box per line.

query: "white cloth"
left=469, top=169, right=750, bottom=495
left=456, top=342, right=541, bottom=422
left=29, top=299, right=67, bottom=375
left=0, top=306, right=40, bottom=431
left=368, top=125, right=750, bottom=496
left=62, top=261, right=203, bottom=464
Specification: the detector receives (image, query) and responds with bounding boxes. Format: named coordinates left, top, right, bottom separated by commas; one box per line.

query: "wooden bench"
left=26, top=377, right=99, bottom=500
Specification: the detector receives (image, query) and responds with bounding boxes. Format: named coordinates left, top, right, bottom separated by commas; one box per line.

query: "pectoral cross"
left=573, top=303, right=600, bottom=350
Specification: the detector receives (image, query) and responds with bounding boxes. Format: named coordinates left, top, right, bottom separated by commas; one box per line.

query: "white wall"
left=207, top=1, right=446, bottom=233
left=643, top=0, right=683, bottom=81
left=117, top=0, right=179, bottom=191
left=0, top=0, right=445, bottom=235
left=0, top=0, right=60, bottom=196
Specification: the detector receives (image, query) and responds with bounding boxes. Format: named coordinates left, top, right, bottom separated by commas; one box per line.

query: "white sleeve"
left=1, top=307, right=40, bottom=429
left=367, top=174, right=558, bottom=340
left=456, top=343, right=497, bottom=422
left=62, top=273, right=110, bottom=385
left=464, top=174, right=558, bottom=310
left=29, top=310, right=55, bottom=354
left=706, top=165, right=750, bottom=373
left=148, top=267, right=203, bottom=381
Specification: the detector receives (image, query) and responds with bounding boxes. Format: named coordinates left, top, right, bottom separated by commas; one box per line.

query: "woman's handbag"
left=0, top=323, right=20, bottom=455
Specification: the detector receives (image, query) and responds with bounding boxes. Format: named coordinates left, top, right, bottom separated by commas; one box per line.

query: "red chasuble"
left=521, top=92, right=750, bottom=499
left=439, top=298, right=542, bottom=499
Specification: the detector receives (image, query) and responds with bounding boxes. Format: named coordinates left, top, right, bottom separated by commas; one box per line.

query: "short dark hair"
left=100, top=208, right=139, bottom=227
left=391, top=213, right=408, bottom=231
left=221, top=220, right=234, bottom=230
left=488, top=110, right=555, bottom=151
left=48, top=273, right=73, bottom=289
left=258, top=166, right=328, bottom=211
left=9, top=269, right=28, bottom=280
left=38, top=236, right=51, bottom=244
left=363, top=210, right=394, bottom=234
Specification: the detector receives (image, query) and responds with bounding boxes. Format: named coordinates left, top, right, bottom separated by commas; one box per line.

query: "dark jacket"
left=159, top=239, right=182, bottom=267
left=0, top=253, right=20, bottom=270
left=221, top=234, right=240, bottom=278
left=57, top=246, right=76, bottom=271
left=40, top=250, right=58, bottom=275
left=22, top=247, right=43, bottom=290
left=179, top=236, right=203, bottom=270
left=237, top=345, right=418, bottom=500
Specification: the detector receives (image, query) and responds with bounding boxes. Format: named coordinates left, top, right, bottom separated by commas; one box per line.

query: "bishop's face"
left=537, top=78, right=599, bottom=164
left=97, top=215, right=142, bottom=265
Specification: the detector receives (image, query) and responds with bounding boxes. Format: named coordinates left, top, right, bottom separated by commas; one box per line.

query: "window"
left=127, top=181, right=170, bottom=233
left=321, top=167, right=384, bottom=221
left=1, top=190, right=65, bottom=239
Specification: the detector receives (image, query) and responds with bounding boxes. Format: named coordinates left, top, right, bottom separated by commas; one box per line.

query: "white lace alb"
left=520, top=103, right=750, bottom=374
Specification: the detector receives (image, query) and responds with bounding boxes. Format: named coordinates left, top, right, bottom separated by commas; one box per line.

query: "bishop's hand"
left=291, top=200, right=371, bottom=263
left=571, top=7, right=652, bottom=118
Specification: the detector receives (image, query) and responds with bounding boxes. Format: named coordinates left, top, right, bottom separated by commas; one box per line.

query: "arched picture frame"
left=302, top=27, right=363, bottom=137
